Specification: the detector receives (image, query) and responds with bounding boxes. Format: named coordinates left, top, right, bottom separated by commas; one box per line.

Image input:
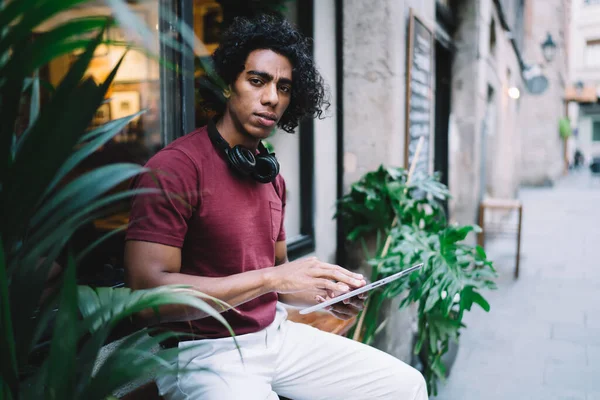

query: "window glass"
left=192, top=0, right=303, bottom=240
left=593, top=121, right=600, bottom=142
left=39, top=1, right=161, bottom=285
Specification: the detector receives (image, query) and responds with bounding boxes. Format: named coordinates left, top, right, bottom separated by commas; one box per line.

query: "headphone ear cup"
left=228, top=145, right=256, bottom=176
left=252, top=154, right=280, bottom=183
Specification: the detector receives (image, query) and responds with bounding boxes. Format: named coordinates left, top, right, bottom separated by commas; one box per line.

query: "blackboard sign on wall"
left=405, top=9, right=434, bottom=175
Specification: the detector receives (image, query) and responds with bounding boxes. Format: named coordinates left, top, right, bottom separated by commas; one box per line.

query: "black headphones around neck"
left=207, top=120, right=280, bottom=184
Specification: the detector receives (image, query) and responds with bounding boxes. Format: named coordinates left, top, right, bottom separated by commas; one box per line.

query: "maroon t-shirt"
left=126, top=125, right=286, bottom=338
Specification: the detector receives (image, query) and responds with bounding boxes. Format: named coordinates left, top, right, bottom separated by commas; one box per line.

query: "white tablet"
left=299, top=262, right=424, bottom=315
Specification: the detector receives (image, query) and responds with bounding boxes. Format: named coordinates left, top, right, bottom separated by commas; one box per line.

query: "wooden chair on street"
left=477, top=198, right=523, bottom=279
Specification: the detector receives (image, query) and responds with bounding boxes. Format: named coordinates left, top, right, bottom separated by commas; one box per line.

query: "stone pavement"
left=434, top=170, right=600, bottom=400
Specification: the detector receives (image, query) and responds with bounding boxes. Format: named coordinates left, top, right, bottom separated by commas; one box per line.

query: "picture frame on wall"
left=109, top=91, right=141, bottom=122
left=92, top=102, right=111, bottom=127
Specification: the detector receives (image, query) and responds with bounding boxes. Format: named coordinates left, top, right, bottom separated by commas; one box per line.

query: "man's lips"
left=255, top=112, right=277, bottom=127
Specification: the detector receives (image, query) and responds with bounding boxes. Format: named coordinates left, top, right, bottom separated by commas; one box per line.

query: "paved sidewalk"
left=434, top=170, right=600, bottom=400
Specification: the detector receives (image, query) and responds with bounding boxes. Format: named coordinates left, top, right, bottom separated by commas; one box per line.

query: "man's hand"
left=265, top=256, right=366, bottom=300
left=316, top=292, right=367, bottom=320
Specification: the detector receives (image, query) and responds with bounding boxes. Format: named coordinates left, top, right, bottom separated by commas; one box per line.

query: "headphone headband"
left=207, top=120, right=280, bottom=183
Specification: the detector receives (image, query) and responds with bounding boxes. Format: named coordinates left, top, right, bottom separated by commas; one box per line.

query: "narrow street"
left=435, top=170, right=600, bottom=400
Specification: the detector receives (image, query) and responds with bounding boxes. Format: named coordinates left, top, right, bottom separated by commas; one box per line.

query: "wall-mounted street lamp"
left=541, top=33, right=557, bottom=63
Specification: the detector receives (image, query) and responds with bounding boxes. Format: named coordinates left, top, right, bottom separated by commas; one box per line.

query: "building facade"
left=569, top=0, right=600, bottom=164
left=43, top=0, right=554, bottom=365
left=448, top=0, right=525, bottom=225
left=520, top=0, right=569, bottom=186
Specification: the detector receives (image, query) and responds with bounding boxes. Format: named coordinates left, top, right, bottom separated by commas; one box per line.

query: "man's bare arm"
left=125, top=240, right=365, bottom=324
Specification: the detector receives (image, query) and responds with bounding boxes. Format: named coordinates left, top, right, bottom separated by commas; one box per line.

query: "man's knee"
left=398, top=365, right=427, bottom=400
left=385, top=361, right=428, bottom=400
left=409, top=369, right=428, bottom=400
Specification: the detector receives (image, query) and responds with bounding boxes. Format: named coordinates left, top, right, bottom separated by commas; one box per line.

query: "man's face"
left=226, top=49, right=293, bottom=139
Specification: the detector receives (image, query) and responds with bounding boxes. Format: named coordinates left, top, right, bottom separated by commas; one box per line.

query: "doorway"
left=434, top=39, right=453, bottom=215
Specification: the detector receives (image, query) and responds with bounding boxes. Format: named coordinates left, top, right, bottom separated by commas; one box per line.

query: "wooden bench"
left=119, top=309, right=356, bottom=399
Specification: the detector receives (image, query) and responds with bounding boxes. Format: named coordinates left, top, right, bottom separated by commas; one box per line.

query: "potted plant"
left=336, top=166, right=497, bottom=395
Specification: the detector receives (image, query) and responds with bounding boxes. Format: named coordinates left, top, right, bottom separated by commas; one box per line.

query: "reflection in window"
left=39, top=2, right=161, bottom=286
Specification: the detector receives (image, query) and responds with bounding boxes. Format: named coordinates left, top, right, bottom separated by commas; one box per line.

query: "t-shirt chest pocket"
left=269, top=201, right=282, bottom=241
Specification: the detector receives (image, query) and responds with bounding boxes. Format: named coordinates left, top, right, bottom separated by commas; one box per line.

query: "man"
left=125, top=14, right=427, bottom=400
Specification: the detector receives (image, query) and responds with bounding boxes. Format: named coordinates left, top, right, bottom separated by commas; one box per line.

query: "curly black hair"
left=198, top=14, right=329, bottom=133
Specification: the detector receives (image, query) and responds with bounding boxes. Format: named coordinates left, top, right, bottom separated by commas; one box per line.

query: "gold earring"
left=223, top=87, right=231, bottom=99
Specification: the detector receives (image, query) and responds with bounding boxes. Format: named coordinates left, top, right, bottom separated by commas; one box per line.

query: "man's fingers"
left=317, top=278, right=349, bottom=295
left=330, top=310, right=353, bottom=320
left=316, top=295, right=332, bottom=311
left=330, top=303, right=358, bottom=319
left=315, top=265, right=365, bottom=289
left=342, top=296, right=364, bottom=310
left=322, top=262, right=365, bottom=281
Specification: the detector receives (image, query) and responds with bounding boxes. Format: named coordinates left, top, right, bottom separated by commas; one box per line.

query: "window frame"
left=163, top=0, right=316, bottom=260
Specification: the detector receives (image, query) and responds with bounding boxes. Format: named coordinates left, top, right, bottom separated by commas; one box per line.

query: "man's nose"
left=261, top=83, right=279, bottom=107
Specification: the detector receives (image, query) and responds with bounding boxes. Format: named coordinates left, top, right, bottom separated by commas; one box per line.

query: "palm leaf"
left=79, top=286, right=233, bottom=336
left=31, top=163, right=148, bottom=229
left=0, top=0, right=92, bottom=59
left=44, top=252, right=78, bottom=400
left=2, top=33, right=126, bottom=248
left=1, top=27, right=108, bottom=246
left=80, top=330, right=212, bottom=400
left=45, top=111, right=146, bottom=197
left=0, top=237, right=18, bottom=399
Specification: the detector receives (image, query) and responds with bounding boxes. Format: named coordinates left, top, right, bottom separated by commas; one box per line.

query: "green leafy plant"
left=0, top=1, right=232, bottom=399
left=336, top=166, right=497, bottom=395
left=559, top=117, right=572, bottom=139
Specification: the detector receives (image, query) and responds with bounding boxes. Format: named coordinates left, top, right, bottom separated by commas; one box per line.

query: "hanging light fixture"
left=541, top=33, right=557, bottom=63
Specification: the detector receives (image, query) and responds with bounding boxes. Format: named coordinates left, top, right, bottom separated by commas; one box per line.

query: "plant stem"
left=352, top=136, right=425, bottom=342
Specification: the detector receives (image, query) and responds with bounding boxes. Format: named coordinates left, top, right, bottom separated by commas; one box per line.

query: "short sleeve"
left=274, top=175, right=286, bottom=242
left=125, top=149, right=200, bottom=248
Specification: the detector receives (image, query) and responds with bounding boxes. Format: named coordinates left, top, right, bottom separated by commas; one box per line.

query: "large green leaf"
left=14, top=188, right=155, bottom=277
left=0, top=237, right=18, bottom=399
left=10, top=200, right=135, bottom=366
left=1, top=27, right=108, bottom=246
left=45, top=111, right=146, bottom=197
left=75, top=285, right=237, bottom=398
left=79, top=286, right=233, bottom=336
left=0, top=0, right=92, bottom=59
left=31, top=163, right=147, bottom=229
left=80, top=330, right=211, bottom=400
left=44, top=253, right=78, bottom=400
left=2, top=32, right=126, bottom=248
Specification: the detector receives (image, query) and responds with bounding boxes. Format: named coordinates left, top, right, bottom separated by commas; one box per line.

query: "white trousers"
left=156, top=303, right=428, bottom=400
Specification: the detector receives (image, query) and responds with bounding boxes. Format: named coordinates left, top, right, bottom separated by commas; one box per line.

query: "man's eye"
left=250, top=78, right=263, bottom=85
left=280, top=86, right=291, bottom=93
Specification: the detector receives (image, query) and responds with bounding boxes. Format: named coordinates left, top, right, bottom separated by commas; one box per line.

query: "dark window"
left=593, top=121, right=600, bottom=142
left=489, top=18, right=497, bottom=57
